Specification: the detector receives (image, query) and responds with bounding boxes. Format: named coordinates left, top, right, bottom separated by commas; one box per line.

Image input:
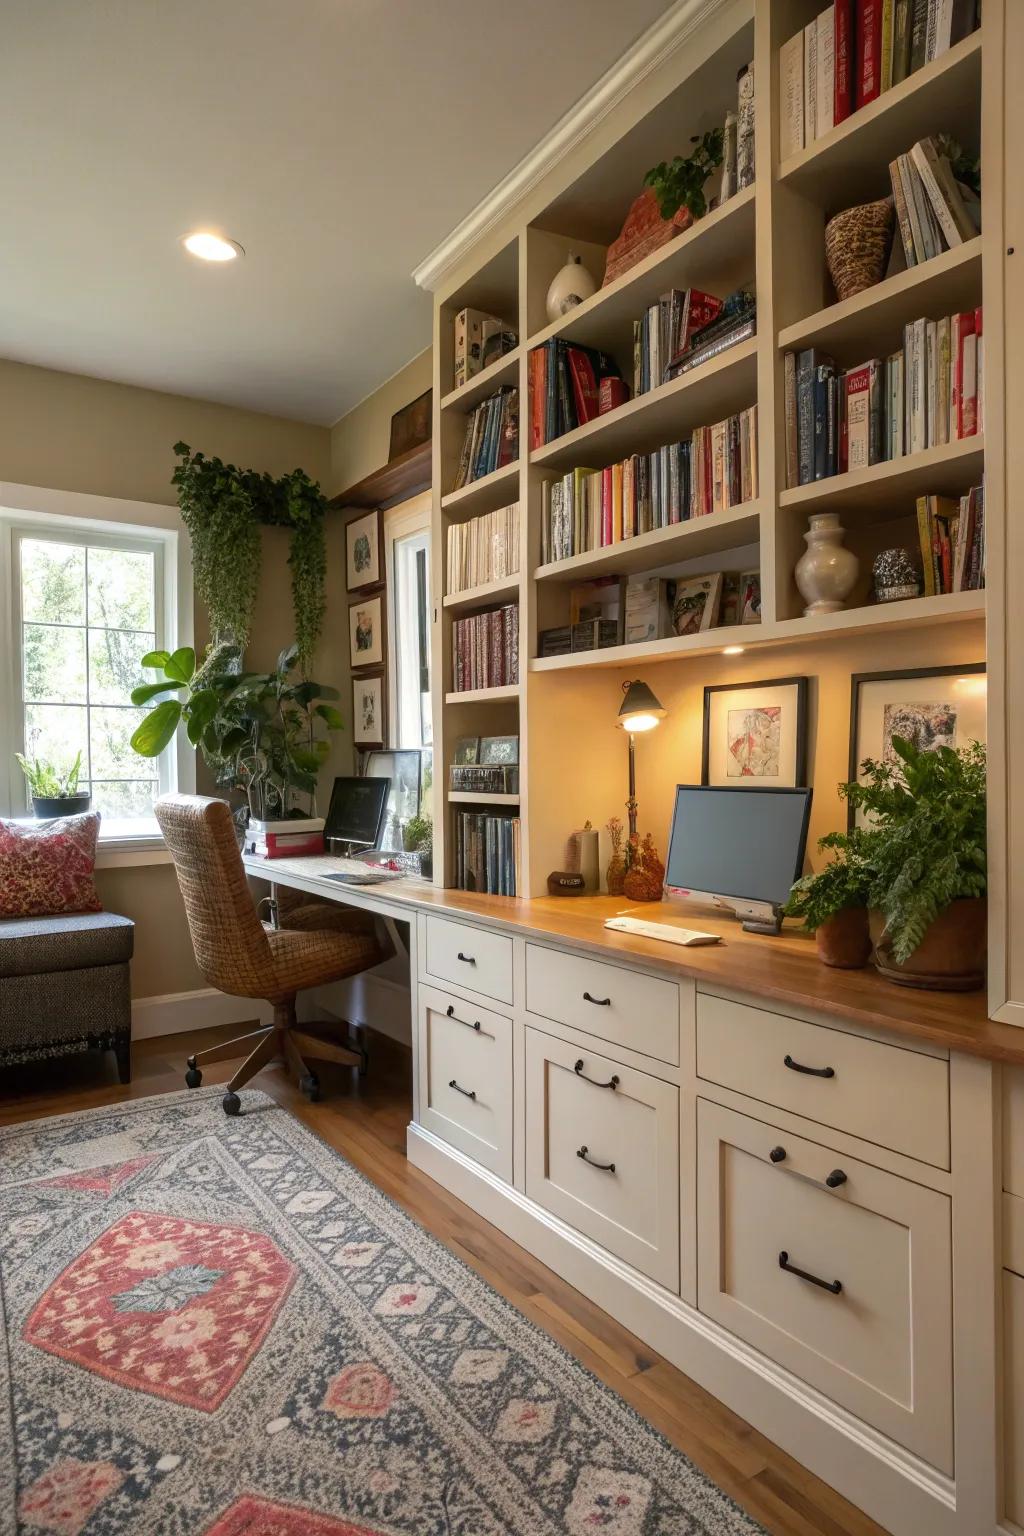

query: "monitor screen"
left=324, top=775, right=390, bottom=848
left=664, top=784, right=812, bottom=910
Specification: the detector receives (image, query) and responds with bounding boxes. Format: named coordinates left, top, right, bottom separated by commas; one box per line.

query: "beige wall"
left=329, top=348, right=431, bottom=493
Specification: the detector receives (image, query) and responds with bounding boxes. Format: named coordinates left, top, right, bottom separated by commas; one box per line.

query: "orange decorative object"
left=605, top=816, right=626, bottom=895
left=622, top=833, right=665, bottom=903
left=603, top=189, right=693, bottom=288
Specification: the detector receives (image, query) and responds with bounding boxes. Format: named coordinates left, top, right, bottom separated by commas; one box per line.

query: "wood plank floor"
left=0, top=1026, right=890, bottom=1536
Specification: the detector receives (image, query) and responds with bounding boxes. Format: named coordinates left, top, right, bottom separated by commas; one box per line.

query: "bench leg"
left=114, top=1029, right=132, bottom=1085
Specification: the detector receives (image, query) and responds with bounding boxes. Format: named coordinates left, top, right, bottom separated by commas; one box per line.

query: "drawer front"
left=696, top=991, right=950, bottom=1169
left=1005, top=1269, right=1024, bottom=1528
left=423, top=915, right=514, bottom=1006
left=525, top=1028, right=679, bottom=1290
left=1004, top=1066, right=1024, bottom=1196
left=696, top=1099, right=952, bottom=1472
left=526, top=943, right=679, bottom=1065
left=418, top=985, right=512, bottom=1181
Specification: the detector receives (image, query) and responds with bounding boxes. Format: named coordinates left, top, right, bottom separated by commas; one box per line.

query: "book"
left=454, top=307, right=510, bottom=391
left=784, top=351, right=799, bottom=488
left=856, top=0, right=883, bottom=107
left=446, top=503, right=520, bottom=594
left=892, top=0, right=914, bottom=83
left=815, top=8, right=835, bottom=139
left=909, top=0, right=930, bottom=72
left=624, top=577, right=675, bottom=645
left=779, top=29, right=805, bottom=158
left=796, top=348, right=833, bottom=484
left=737, top=62, right=756, bottom=189
left=910, top=137, right=976, bottom=246
left=834, top=0, right=854, bottom=123
left=803, top=16, right=818, bottom=146
left=845, top=364, right=874, bottom=470
left=905, top=317, right=927, bottom=453
left=889, top=156, right=917, bottom=267
left=451, top=604, right=519, bottom=691
left=880, top=0, right=896, bottom=91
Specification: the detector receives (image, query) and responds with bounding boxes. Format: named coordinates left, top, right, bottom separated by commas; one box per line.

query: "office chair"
left=156, top=794, right=386, bottom=1115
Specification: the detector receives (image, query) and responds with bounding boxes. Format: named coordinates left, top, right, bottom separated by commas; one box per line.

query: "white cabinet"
left=422, top=914, right=514, bottom=1005
left=525, top=941, right=682, bottom=1065
left=417, top=984, right=513, bottom=1181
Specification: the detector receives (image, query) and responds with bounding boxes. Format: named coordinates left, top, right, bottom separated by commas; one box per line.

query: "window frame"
left=383, top=491, right=432, bottom=751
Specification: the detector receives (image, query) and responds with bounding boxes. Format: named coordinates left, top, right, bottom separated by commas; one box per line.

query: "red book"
left=952, top=311, right=977, bottom=439
left=834, top=0, right=854, bottom=123
left=529, top=348, right=545, bottom=450
left=566, top=347, right=600, bottom=426
left=598, top=377, right=629, bottom=415
left=856, top=0, right=882, bottom=108
left=601, top=466, right=613, bottom=546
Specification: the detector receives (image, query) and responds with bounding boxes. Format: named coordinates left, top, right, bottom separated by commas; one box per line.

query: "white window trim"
left=383, top=490, right=431, bottom=749
left=0, top=481, right=194, bottom=857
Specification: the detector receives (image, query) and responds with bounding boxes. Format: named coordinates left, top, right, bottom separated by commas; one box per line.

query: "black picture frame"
left=847, top=662, right=987, bottom=829
left=701, top=676, right=809, bottom=787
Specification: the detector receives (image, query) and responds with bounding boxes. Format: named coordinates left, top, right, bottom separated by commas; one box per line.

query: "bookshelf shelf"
left=441, top=460, right=520, bottom=517
left=776, top=31, right=982, bottom=202
left=440, top=347, right=522, bottom=415
left=535, top=500, right=762, bottom=583
left=774, top=587, right=984, bottom=639
left=526, top=187, right=756, bottom=357
left=778, top=239, right=983, bottom=361
left=443, top=575, right=521, bottom=611
left=447, top=791, right=521, bottom=806
left=530, top=622, right=759, bottom=673
left=531, top=337, right=758, bottom=473
left=444, top=685, right=520, bottom=705
left=779, top=436, right=985, bottom=515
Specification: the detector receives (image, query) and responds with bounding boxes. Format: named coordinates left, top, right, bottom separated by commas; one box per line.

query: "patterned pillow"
left=0, top=813, right=103, bottom=918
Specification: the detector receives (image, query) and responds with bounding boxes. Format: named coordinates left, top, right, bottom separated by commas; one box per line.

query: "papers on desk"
left=324, top=869, right=404, bottom=887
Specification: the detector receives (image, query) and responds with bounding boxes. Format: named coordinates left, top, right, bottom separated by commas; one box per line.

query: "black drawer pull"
left=457, top=951, right=476, bottom=965
left=446, top=1004, right=481, bottom=1032
left=784, top=1053, right=835, bottom=1079
left=583, top=991, right=611, bottom=1007
left=574, top=1058, right=619, bottom=1090
left=769, top=1145, right=787, bottom=1163
left=825, top=1169, right=848, bottom=1188
left=577, top=1145, right=616, bottom=1172
left=449, top=1079, right=476, bottom=1100
left=778, top=1251, right=842, bottom=1294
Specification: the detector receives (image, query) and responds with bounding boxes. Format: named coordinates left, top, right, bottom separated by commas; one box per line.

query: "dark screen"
left=665, top=785, right=811, bottom=908
left=324, top=776, right=390, bottom=846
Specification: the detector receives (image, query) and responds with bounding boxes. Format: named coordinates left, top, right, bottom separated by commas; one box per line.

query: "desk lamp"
left=617, top=679, right=667, bottom=841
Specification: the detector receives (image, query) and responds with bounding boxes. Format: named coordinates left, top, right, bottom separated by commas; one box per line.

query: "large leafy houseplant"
left=130, top=642, right=342, bottom=819
left=784, top=829, right=873, bottom=968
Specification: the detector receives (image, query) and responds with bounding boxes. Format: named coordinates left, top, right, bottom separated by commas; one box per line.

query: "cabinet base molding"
left=406, top=1123, right=961, bottom=1536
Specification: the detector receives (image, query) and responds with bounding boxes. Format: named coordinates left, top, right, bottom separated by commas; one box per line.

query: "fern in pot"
left=16, top=750, right=91, bottom=819
left=784, top=829, right=873, bottom=968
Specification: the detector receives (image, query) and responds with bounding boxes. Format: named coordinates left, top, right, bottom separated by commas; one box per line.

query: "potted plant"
left=784, top=830, right=872, bottom=969
left=845, top=735, right=987, bottom=990
left=15, top=750, right=91, bottom=819
left=643, top=129, right=725, bottom=222
left=401, top=813, right=433, bottom=880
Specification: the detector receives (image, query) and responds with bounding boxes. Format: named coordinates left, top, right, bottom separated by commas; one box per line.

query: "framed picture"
left=479, top=734, right=520, bottom=765
left=848, top=664, right=987, bottom=828
left=452, top=736, right=480, bottom=765
left=349, top=594, right=384, bottom=669
left=702, top=676, right=809, bottom=787
left=388, top=388, right=433, bottom=460
left=672, top=573, right=723, bottom=637
left=739, top=569, right=762, bottom=625
left=363, top=748, right=424, bottom=849
left=346, top=510, right=382, bottom=592
left=352, top=672, right=386, bottom=750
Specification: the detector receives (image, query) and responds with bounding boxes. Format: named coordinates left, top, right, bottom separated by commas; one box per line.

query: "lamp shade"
left=617, top=678, right=667, bottom=732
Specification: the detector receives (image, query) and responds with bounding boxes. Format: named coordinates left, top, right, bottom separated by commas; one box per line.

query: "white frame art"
left=352, top=672, right=385, bottom=749
left=349, top=594, right=384, bottom=670
left=346, top=509, right=382, bottom=592
left=702, top=676, right=809, bottom=788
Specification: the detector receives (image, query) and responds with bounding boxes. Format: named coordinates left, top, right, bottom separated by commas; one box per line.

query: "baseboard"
left=131, top=989, right=273, bottom=1041
left=406, top=1122, right=959, bottom=1536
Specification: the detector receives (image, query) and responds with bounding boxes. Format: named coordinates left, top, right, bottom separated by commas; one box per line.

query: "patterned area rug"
left=0, top=1089, right=764, bottom=1535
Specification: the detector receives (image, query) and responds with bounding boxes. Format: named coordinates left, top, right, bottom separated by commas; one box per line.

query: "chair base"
left=183, top=1000, right=365, bottom=1111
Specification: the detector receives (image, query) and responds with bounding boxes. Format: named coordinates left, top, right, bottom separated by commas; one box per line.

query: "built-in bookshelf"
left=425, top=0, right=993, bottom=896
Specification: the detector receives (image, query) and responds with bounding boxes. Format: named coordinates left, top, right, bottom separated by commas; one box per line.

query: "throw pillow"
left=0, top=813, right=103, bottom=918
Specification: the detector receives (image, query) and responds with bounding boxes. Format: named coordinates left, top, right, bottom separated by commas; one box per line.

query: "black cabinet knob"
left=769, top=1146, right=787, bottom=1163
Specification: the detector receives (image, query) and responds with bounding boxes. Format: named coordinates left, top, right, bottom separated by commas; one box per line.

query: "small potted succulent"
left=402, top=813, right=434, bottom=880
left=16, top=751, right=91, bottom=820
left=784, top=829, right=873, bottom=969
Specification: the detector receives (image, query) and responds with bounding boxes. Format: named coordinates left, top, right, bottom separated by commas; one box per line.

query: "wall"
left=329, top=349, right=431, bottom=492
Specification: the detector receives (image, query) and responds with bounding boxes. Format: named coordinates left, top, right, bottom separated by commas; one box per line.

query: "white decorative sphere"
left=545, top=253, right=597, bottom=322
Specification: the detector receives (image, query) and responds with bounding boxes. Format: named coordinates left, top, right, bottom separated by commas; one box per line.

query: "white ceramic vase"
left=545, top=253, right=597, bottom=322
left=794, top=512, right=859, bottom=616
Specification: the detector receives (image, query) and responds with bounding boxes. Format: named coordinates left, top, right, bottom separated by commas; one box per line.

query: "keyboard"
left=604, top=915, right=721, bottom=947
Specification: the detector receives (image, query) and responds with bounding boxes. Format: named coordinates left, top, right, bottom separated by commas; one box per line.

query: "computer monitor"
left=324, top=775, right=391, bottom=854
left=664, top=784, right=812, bottom=934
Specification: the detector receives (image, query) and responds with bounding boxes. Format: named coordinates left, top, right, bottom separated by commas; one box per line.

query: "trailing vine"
left=172, top=443, right=328, bottom=671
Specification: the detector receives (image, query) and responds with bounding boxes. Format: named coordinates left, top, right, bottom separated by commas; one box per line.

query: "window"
left=385, top=496, right=432, bottom=751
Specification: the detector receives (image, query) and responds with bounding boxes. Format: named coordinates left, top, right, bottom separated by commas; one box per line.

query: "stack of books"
left=244, top=818, right=325, bottom=860
left=890, top=138, right=980, bottom=267
left=452, top=387, right=518, bottom=490
left=785, top=308, right=981, bottom=486
left=454, top=812, right=520, bottom=896
left=664, top=292, right=756, bottom=382
left=446, top=502, right=520, bottom=594
left=528, top=341, right=622, bottom=448
left=916, top=484, right=985, bottom=594
left=451, top=603, right=519, bottom=692
left=453, top=307, right=517, bottom=391
left=779, top=2, right=979, bottom=159
left=540, top=406, right=758, bottom=565
left=633, top=288, right=723, bottom=396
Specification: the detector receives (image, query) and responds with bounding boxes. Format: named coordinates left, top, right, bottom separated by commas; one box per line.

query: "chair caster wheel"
left=299, top=1074, right=320, bottom=1102
left=185, top=1066, right=203, bottom=1088
left=222, top=1092, right=241, bottom=1116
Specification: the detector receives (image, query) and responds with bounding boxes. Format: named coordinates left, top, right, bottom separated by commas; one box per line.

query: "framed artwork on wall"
left=349, top=594, right=384, bottom=670
left=848, top=663, right=987, bottom=828
left=346, top=509, right=382, bottom=592
left=702, top=676, right=809, bottom=787
left=352, top=672, right=386, bottom=750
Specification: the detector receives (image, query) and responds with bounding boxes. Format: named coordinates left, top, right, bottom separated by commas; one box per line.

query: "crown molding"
left=411, top=0, right=731, bottom=294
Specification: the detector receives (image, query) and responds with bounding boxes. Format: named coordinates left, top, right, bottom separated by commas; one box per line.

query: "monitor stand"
left=731, top=899, right=784, bottom=935
left=326, top=837, right=373, bottom=858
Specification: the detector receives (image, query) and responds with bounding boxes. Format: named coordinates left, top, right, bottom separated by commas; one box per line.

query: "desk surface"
left=244, top=853, right=1015, bottom=1065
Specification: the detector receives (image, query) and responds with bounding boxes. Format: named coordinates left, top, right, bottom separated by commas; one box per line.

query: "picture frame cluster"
left=346, top=508, right=387, bottom=750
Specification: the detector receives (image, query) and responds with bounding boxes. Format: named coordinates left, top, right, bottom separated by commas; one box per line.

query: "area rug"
left=0, top=1088, right=764, bottom=1535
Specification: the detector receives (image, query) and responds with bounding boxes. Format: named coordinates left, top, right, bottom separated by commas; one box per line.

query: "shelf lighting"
left=722, top=645, right=745, bottom=655
left=181, top=231, right=244, bottom=263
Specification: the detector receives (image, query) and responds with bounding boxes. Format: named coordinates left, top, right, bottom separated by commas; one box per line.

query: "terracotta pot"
left=869, top=899, right=987, bottom=991
left=815, top=908, right=871, bottom=969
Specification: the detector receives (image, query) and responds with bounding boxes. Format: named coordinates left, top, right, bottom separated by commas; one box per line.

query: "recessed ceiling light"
left=181, top=231, right=244, bottom=263
left=722, top=645, right=745, bottom=655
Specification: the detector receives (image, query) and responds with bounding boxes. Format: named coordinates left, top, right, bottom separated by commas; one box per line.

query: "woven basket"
left=824, top=197, right=895, bottom=300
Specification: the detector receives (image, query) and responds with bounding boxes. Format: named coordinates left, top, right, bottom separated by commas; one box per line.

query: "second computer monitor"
left=324, top=775, right=391, bottom=853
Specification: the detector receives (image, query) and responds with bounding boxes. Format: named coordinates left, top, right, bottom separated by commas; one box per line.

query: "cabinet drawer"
left=525, top=943, right=679, bottom=1065
left=1005, top=1269, right=1024, bottom=1528
left=423, top=915, right=514, bottom=1006
left=1004, top=1066, right=1024, bottom=1196
left=696, top=1099, right=952, bottom=1472
left=696, top=991, right=949, bottom=1169
left=525, top=1028, right=679, bottom=1289
left=418, top=985, right=512, bottom=1181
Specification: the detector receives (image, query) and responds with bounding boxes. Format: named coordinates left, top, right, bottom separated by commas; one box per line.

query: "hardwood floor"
left=0, top=1026, right=889, bottom=1536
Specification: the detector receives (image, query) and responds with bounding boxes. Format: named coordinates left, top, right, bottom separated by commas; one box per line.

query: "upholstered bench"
left=0, top=912, right=134, bottom=1082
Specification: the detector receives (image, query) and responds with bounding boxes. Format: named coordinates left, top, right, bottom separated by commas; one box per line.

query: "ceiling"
left=1, top=0, right=674, bottom=426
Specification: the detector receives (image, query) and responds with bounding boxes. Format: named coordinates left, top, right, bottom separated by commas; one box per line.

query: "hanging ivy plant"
left=172, top=443, right=328, bottom=671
